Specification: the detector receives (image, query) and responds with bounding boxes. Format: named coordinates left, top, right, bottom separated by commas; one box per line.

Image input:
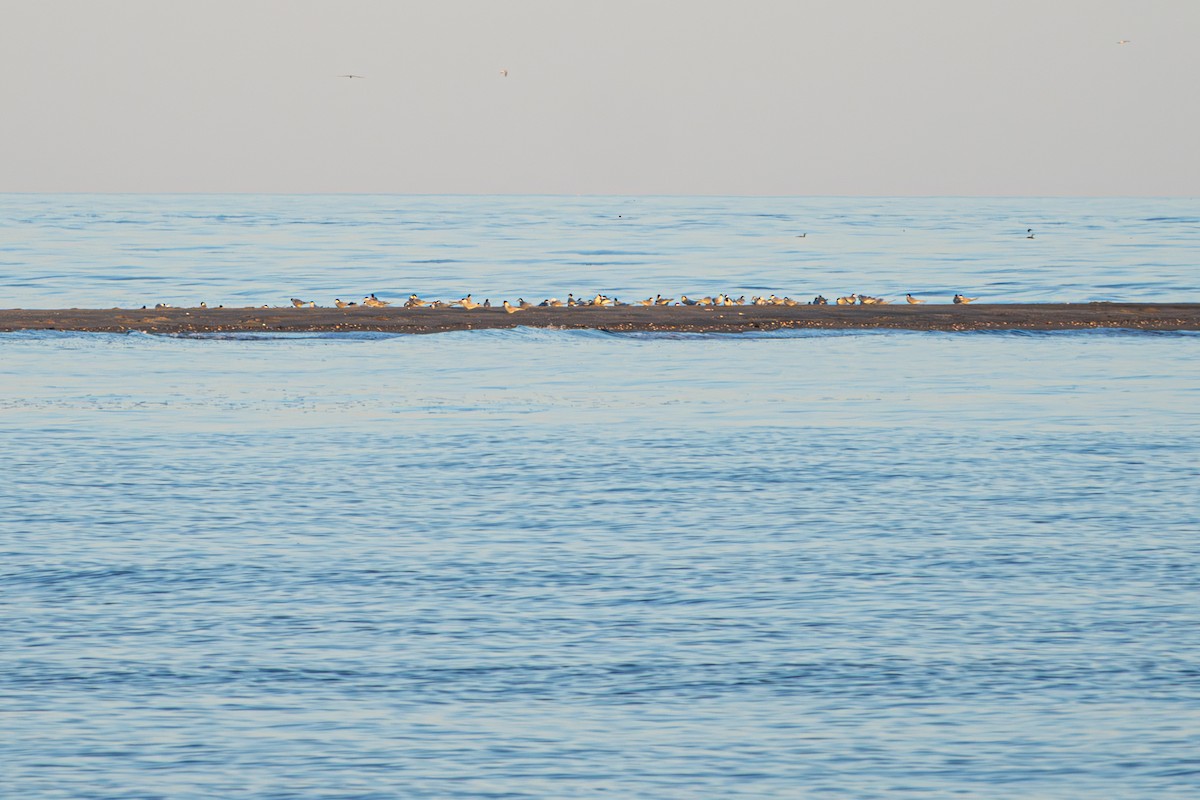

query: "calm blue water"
left=2, top=196, right=1199, bottom=798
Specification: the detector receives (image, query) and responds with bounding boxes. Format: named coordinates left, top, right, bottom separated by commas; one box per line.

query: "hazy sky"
left=2, top=0, right=1196, bottom=195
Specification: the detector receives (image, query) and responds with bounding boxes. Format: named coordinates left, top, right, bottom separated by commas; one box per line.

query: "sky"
left=1, top=0, right=1196, bottom=195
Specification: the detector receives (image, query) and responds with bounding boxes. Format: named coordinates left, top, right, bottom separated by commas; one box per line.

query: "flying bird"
left=499, top=68, right=509, bottom=77
left=338, top=74, right=366, bottom=79
left=1116, top=40, right=1131, bottom=45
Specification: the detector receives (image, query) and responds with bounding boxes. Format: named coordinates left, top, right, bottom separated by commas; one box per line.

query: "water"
left=1, top=196, right=1199, bottom=798
left=2, top=194, right=1198, bottom=307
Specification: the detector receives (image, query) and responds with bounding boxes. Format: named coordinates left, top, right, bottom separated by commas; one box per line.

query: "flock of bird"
left=153, top=292, right=981, bottom=312
left=272, top=292, right=979, bottom=311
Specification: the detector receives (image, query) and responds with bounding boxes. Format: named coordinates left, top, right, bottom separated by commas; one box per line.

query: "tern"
left=953, top=294, right=979, bottom=304
left=906, top=294, right=925, bottom=304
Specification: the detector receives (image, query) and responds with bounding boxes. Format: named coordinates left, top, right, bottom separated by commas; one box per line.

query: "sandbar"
left=0, top=303, right=1198, bottom=335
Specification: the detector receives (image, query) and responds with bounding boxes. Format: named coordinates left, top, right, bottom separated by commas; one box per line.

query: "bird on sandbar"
left=810, top=295, right=828, bottom=305
left=502, top=300, right=523, bottom=313
left=363, top=294, right=390, bottom=307
left=335, top=298, right=352, bottom=309
left=459, top=295, right=481, bottom=310
left=906, top=294, right=925, bottom=304
left=953, top=294, right=979, bottom=304
left=836, top=295, right=857, bottom=305
left=290, top=298, right=315, bottom=308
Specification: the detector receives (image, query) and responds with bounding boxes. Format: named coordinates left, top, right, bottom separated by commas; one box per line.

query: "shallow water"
left=2, top=196, right=1200, bottom=798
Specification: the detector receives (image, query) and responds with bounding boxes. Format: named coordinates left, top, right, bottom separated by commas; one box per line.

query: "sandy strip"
left=0, top=304, right=1198, bottom=334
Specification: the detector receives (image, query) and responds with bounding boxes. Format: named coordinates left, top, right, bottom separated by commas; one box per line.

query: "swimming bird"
left=1027, top=228, right=1035, bottom=239
left=953, top=294, right=979, bottom=304
left=502, top=300, right=523, bottom=313
left=906, top=294, right=925, bottom=304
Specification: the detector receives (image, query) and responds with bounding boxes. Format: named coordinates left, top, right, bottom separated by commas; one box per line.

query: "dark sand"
left=1, top=304, right=1198, bottom=335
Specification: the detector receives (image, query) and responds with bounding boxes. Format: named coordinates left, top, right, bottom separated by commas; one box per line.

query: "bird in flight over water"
left=499, top=68, right=509, bottom=77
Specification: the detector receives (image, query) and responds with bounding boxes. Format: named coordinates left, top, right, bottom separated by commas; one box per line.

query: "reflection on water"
left=2, top=326, right=1199, bottom=798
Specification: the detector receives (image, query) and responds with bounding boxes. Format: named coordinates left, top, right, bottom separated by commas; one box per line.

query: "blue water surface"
left=1, top=196, right=1199, bottom=799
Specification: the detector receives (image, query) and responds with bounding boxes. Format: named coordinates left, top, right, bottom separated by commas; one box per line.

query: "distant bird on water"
left=1027, top=228, right=1035, bottom=239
